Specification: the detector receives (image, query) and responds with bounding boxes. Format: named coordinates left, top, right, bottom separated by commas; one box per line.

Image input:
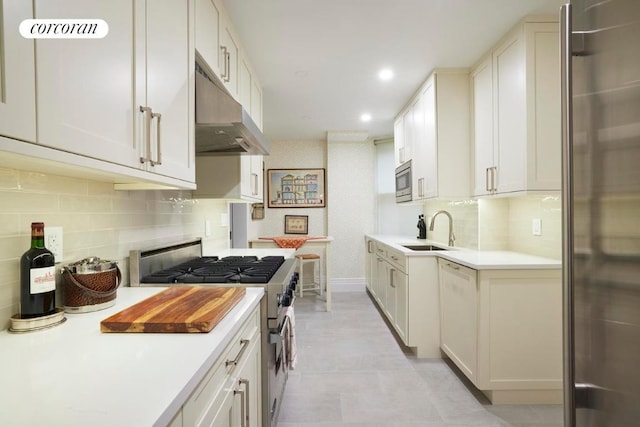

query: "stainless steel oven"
left=129, top=239, right=297, bottom=427
left=395, top=160, right=412, bottom=203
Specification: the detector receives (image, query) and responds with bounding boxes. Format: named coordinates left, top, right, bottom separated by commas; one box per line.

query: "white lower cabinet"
left=438, top=258, right=563, bottom=404
left=365, top=237, right=440, bottom=358
left=182, top=307, right=261, bottom=427
left=438, top=259, right=478, bottom=382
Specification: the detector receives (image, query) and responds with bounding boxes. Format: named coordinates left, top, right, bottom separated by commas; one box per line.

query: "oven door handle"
left=269, top=315, right=290, bottom=344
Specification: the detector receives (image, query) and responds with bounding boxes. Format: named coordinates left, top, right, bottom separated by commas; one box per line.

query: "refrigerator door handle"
left=560, top=4, right=575, bottom=427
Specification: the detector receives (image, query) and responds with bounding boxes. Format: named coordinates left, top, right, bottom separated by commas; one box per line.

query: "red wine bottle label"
left=30, top=266, right=56, bottom=294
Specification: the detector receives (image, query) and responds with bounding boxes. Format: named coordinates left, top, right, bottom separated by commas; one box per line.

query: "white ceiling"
left=222, top=0, right=566, bottom=142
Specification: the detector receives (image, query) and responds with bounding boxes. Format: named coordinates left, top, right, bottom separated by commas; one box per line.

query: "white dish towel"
left=283, top=305, right=297, bottom=369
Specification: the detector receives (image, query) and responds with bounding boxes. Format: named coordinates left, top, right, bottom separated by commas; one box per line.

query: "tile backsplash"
left=425, top=193, right=562, bottom=259
left=0, top=167, right=229, bottom=329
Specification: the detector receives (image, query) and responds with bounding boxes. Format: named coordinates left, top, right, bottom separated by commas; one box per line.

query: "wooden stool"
left=294, top=253, right=322, bottom=297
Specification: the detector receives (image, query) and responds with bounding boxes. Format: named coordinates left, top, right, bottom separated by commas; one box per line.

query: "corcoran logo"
left=34, top=272, right=55, bottom=284
left=19, top=19, right=109, bottom=39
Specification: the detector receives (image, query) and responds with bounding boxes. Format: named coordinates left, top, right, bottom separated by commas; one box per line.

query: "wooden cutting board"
left=100, top=286, right=246, bottom=333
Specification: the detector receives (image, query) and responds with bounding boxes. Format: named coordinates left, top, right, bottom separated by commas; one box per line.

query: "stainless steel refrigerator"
left=561, top=1, right=640, bottom=426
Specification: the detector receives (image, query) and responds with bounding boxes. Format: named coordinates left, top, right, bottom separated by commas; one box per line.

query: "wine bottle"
left=20, top=222, right=56, bottom=318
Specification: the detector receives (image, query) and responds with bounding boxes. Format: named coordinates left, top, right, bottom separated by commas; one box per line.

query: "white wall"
left=376, top=141, right=422, bottom=236
left=0, top=166, right=230, bottom=329
left=327, top=135, right=376, bottom=283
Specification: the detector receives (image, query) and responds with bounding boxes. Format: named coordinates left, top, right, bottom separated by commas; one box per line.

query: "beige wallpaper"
left=0, top=167, right=229, bottom=329
left=327, top=138, right=376, bottom=281
left=249, top=140, right=327, bottom=240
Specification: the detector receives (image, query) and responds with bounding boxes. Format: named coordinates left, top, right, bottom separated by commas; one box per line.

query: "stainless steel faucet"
left=429, top=210, right=456, bottom=247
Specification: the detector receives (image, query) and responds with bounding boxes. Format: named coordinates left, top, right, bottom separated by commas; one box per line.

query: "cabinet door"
left=35, top=0, right=141, bottom=168
left=421, top=78, right=438, bottom=199
left=235, top=337, right=261, bottom=427
left=439, top=260, right=478, bottom=383
left=393, top=268, right=408, bottom=343
left=195, top=0, right=222, bottom=77
left=376, top=256, right=387, bottom=309
left=524, top=22, right=561, bottom=191
left=220, top=16, right=239, bottom=99
left=0, top=0, right=36, bottom=143
left=251, top=79, right=263, bottom=131
left=143, top=0, right=194, bottom=183
left=393, top=116, right=404, bottom=167
left=471, top=56, right=495, bottom=196
left=240, top=155, right=262, bottom=201
left=410, top=95, right=426, bottom=201
left=239, top=56, right=252, bottom=111
left=493, top=29, right=527, bottom=194
left=385, top=263, right=397, bottom=322
left=401, top=108, right=413, bottom=165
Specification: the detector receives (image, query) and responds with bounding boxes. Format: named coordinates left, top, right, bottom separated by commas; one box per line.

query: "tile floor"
left=277, top=290, right=564, bottom=427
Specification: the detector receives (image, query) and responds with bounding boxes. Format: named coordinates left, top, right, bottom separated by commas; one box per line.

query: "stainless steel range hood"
left=195, top=64, right=270, bottom=155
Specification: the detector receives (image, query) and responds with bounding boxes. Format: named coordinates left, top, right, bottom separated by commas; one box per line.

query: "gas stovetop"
left=140, top=255, right=286, bottom=284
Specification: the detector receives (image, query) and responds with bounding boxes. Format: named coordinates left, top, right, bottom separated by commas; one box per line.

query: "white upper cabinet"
left=194, top=155, right=263, bottom=202
left=394, top=69, right=470, bottom=202
left=0, top=0, right=36, bottom=143
left=220, top=14, right=240, bottom=100
left=138, top=0, right=194, bottom=183
left=35, top=0, right=141, bottom=169
left=471, top=55, right=495, bottom=197
left=251, top=77, right=263, bottom=131
left=33, top=0, right=195, bottom=186
left=471, top=17, right=561, bottom=197
left=393, top=116, right=404, bottom=167
left=195, top=0, right=223, bottom=77
left=195, top=0, right=264, bottom=131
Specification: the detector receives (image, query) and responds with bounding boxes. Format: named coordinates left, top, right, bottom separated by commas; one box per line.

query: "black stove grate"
left=140, top=255, right=286, bottom=284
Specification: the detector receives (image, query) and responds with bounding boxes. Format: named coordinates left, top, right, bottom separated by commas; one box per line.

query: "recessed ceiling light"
left=360, top=113, right=372, bottom=122
left=378, top=68, right=394, bottom=81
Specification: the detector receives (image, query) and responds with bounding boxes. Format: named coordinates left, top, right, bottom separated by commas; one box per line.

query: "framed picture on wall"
left=266, top=168, right=326, bottom=208
left=284, top=215, right=309, bottom=234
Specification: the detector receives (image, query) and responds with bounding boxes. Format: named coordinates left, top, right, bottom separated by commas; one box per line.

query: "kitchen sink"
left=402, top=245, right=448, bottom=251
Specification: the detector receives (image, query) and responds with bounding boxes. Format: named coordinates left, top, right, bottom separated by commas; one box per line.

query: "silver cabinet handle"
left=151, top=112, right=162, bottom=166
left=226, top=338, right=250, bottom=367
left=219, top=46, right=231, bottom=83
left=251, top=173, right=258, bottom=195
left=418, top=177, right=424, bottom=198
left=399, top=147, right=405, bottom=163
left=139, top=106, right=153, bottom=164
left=220, top=46, right=228, bottom=80
left=446, top=262, right=460, bottom=271
left=240, top=378, right=250, bottom=427
left=389, top=268, right=396, bottom=288
left=485, top=167, right=491, bottom=192
left=377, top=248, right=384, bottom=253
left=390, top=255, right=398, bottom=261
left=235, top=378, right=250, bottom=427
left=367, top=240, right=373, bottom=253
left=560, top=4, right=575, bottom=427
left=491, top=167, right=497, bottom=192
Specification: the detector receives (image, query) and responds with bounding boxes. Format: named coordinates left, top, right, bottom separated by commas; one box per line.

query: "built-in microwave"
left=395, top=160, right=412, bottom=203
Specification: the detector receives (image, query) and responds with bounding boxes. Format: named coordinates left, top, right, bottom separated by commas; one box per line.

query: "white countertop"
left=0, top=287, right=264, bottom=427
left=367, top=234, right=561, bottom=270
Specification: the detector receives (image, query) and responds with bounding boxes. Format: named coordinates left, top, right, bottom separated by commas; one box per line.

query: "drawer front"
left=183, top=307, right=260, bottom=426
left=374, top=243, right=387, bottom=258
left=386, top=247, right=407, bottom=272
